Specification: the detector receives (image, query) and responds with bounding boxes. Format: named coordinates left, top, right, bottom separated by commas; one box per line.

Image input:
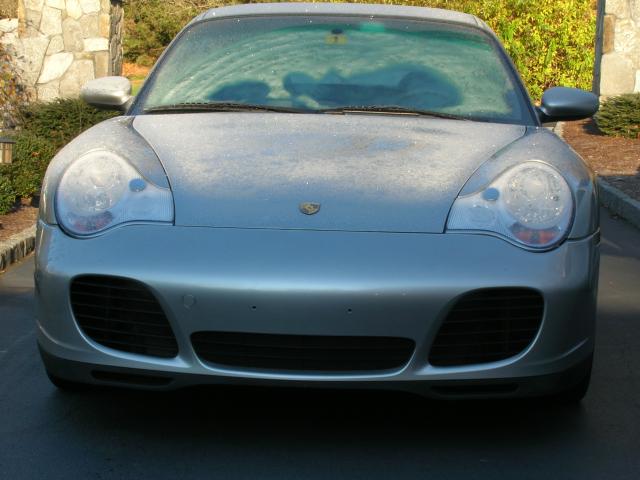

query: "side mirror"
left=81, top=76, right=133, bottom=112
left=537, top=87, right=599, bottom=123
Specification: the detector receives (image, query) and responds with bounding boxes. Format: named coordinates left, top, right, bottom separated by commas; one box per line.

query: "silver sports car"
left=36, top=3, right=600, bottom=401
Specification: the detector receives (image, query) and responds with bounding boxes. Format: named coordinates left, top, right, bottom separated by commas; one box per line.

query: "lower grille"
left=429, top=288, right=544, bottom=367
left=70, top=275, right=178, bottom=358
left=191, top=331, right=415, bottom=372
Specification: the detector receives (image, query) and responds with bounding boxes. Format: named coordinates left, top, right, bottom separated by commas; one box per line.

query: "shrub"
left=0, top=170, right=16, bottom=215
left=123, top=0, right=596, bottom=99
left=595, top=93, right=640, bottom=139
left=9, top=132, right=58, bottom=199
left=429, top=0, right=596, bottom=99
left=124, top=0, right=227, bottom=66
left=0, top=0, right=18, bottom=18
left=8, top=99, right=118, bottom=199
left=18, top=98, right=118, bottom=151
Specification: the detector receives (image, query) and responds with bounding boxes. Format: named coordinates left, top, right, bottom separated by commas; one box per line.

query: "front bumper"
left=35, top=222, right=599, bottom=397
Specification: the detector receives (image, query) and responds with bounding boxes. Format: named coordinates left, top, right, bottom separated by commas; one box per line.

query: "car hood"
left=133, top=113, right=525, bottom=233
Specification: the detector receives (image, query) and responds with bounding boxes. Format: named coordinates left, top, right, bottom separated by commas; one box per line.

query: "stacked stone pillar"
left=595, top=0, right=640, bottom=96
left=0, top=0, right=124, bottom=101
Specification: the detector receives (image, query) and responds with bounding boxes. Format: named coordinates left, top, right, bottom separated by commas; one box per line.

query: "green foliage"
left=426, top=0, right=596, bottom=98
left=124, top=0, right=229, bottom=66
left=18, top=98, right=117, bottom=150
left=9, top=132, right=57, bottom=199
left=595, top=93, right=640, bottom=139
left=8, top=99, right=118, bottom=199
left=0, top=0, right=18, bottom=18
left=0, top=170, right=16, bottom=215
left=123, top=0, right=596, bottom=100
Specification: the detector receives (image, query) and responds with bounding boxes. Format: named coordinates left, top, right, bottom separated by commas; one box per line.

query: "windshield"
left=137, top=15, right=534, bottom=124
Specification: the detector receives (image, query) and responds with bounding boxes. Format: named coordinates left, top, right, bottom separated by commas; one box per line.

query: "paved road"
left=1, top=209, right=639, bottom=479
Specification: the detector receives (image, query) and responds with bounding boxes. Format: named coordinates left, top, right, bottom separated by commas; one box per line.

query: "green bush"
left=8, top=99, right=118, bottom=199
left=124, top=0, right=226, bottom=66
left=123, top=0, right=596, bottom=99
left=9, top=132, right=57, bottom=199
left=18, top=98, right=117, bottom=150
left=595, top=93, right=640, bottom=139
left=429, top=0, right=596, bottom=99
left=0, top=170, right=16, bottom=215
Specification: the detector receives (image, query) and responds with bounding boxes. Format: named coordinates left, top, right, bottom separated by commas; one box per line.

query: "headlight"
left=447, top=161, right=573, bottom=250
left=55, top=150, right=173, bottom=236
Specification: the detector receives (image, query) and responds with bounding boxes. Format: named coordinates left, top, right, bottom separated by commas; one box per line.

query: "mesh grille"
left=70, top=275, right=178, bottom=358
left=192, top=331, right=415, bottom=372
left=429, top=288, right=544, bottom=367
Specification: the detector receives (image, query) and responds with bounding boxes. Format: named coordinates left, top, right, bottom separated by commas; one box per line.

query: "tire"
left=555, top=372, right=591, bottom=403
left=548, top=359, right=593, bottom=404
left=46, top=371, right=91, bottom=392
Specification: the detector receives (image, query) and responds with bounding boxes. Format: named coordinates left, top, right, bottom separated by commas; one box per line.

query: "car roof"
left=190, top=2, right=486, bottom=30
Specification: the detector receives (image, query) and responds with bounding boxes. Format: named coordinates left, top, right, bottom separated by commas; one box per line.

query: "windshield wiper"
left=318, top=105, right=471, bottom=121
left=144, top=102, right=472, bottom=121
left=144, top=102, right=311, bottom=114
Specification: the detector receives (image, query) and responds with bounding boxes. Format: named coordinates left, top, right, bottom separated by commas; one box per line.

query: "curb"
left=0, top=225, right=36, bottom=272
left=597, top=178, right=640, bottom=230
left=554, top=121, right=640, bottom=230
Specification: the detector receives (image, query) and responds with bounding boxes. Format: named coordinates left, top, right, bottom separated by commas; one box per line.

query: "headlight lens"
left=56, top=150, right=173, bottom=236
left=447, top=162, right=573, bottom=249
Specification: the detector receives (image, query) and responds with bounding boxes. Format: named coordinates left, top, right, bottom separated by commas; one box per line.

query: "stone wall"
left=0, top=15, right=18, bottom=48
left=0, top=0, right=123, bottom=101
left=596, top=0, right=640, bottom=96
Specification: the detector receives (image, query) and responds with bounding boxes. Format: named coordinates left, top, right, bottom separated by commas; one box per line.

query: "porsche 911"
left=36, top=3, right=600, bottom=401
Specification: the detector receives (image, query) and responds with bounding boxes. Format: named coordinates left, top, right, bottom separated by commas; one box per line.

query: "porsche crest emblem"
left=299, top=202, right=321, bottom=215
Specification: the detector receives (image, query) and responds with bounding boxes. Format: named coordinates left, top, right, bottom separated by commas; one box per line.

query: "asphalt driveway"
left=1, top=208, right=639, bottom=479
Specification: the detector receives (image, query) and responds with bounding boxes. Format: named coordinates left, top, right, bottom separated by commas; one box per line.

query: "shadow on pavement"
left=49, top=383, right=589, bottom=445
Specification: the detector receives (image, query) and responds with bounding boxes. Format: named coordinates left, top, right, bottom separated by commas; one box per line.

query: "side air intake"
left=70, top=275, right=178, bottom=358
left=429, top=288, right=544, bottom=367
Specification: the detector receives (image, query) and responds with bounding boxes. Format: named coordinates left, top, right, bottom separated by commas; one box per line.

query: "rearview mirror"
left=537, top=87, right=599, bottom=123
left=81, top=76, right=133, bottom=111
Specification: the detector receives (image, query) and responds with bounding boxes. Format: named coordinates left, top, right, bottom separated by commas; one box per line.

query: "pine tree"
left=595, top=94, right=640, bottom=139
